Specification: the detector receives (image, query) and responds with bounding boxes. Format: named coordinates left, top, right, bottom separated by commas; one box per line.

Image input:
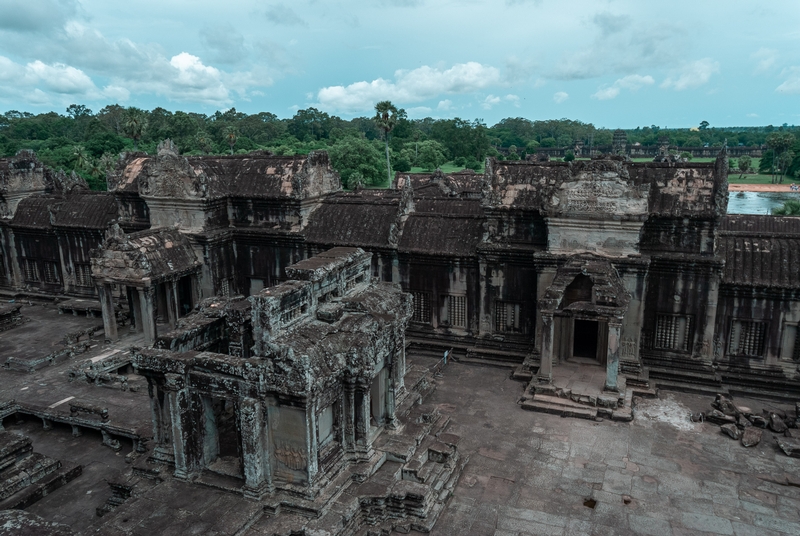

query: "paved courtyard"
left=421, top=358, right=800, bottom=536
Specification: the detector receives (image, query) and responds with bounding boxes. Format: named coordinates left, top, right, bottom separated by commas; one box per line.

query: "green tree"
left=417, top=140, right=447, bottom=171
left=123, top=108, right=147, bottom=151
left=772, top=200, right=800, bottom=216
left=564, top=150, right=575, bottom=162
left=765, top=133, right=796, bottom=183
left=328, top=137, right=385, bottom=188
left=699, top=120, right=710, bottom=130
left=195, top=131, right=213, bottom=155
left=374, top=101, right=398, bottom=185
left=737, top=155, right=752, bottom=179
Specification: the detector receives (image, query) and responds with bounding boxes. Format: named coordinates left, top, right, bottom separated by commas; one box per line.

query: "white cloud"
left=776, top=67, right=800, bottom=94
left=751, top=48, right=777, bottom=74
left=316, top=62, right=501, bottom=112
left=553, top=91, right=568, bottom=103
left=592, top=74, right=654, bottom=100
left=406, top=106, right=432, bottom=116
left=437, top=99, right=453, bottom=111
left=482, top=93, right=520, bottom=109
left=482, top=95, right=501, bottom=109
left=661, top=59, right=719, bottom=91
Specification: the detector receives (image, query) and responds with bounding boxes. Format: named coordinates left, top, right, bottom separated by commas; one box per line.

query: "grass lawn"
left=408, top=162, right=484, bottom=174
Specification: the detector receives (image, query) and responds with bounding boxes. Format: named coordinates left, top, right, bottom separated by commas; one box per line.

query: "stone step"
left=520, top=396, right=598, bottom=420
left=654, top=378, right=728, bottom=397
left=0, top=462, right=81, bottom=510
left=0, top=453, right=61, bottom=500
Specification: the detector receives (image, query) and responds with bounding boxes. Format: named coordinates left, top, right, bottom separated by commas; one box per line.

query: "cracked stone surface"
left=413, top=358, right=800, bottom=536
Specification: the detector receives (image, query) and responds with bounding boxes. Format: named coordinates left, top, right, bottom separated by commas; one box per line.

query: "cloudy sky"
left=0, top=0, right=798, bottom=127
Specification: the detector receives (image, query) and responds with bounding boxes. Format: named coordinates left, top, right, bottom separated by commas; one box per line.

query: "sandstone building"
left=1, top=141, right=799, bottom=533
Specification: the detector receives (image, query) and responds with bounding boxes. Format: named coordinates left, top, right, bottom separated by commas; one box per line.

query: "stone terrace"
left=420, top=358, right=800, bottom=536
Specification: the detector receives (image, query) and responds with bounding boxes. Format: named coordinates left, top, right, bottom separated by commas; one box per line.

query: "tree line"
left=0, top=104, right=798, bottom=190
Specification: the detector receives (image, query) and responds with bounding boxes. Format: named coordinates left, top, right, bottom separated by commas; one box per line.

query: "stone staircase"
left=520, top=377, right=635, bottom=421
left=0, top=431, right=82, bottom=510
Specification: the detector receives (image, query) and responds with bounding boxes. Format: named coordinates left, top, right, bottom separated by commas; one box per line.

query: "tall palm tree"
left=374, top=101, right=398, bottom=185
left=123, top=108, right=147, bottom=151
left=72, top=145, right=89, bottom=171
left=224, top=126, right=238, bottom=155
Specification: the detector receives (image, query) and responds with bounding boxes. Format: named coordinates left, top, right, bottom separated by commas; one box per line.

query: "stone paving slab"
left=413, top=358, right=800, bottom=536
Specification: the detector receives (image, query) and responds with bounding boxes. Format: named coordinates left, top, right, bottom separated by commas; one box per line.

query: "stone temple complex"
left=0, top=142, right=799, bottom=535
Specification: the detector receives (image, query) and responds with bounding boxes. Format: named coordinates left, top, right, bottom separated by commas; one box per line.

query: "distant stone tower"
left=612, top=129, right=627, bottom=155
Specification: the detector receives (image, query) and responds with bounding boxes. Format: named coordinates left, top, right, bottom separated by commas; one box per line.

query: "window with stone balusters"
left=411, top=291, right=432, bottom=324
left=654, top=314, right=693, bottom=352
left=728, top=319, right=767, bottom=358
left=442, top=295, right=466, bottom=328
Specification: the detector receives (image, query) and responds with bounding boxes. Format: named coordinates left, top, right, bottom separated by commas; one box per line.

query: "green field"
left=408, top=163, right=485, bottom=174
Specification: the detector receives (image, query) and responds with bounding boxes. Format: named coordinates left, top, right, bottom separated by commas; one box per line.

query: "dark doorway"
left=178, top=275, right=193, bottom=317
left=573, top=319, right=599, bottom=359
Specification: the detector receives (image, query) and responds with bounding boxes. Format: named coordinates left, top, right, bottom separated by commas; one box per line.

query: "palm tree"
left=123, top=108, right=147, bottom=151
left=772, top=200, right=800, bottom=216
left=224, top=126, right=238, bottom=155
left=195, top=131, right=212, bottom=155
left=72, top=145, right=89, bottom=171
left=98, top=153, right=116, bottom=174
left=374, top=101, right=398, bottom=185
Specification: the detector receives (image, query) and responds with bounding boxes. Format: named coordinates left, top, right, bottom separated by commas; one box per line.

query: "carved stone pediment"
left=138, top=141, right=209, bottom=199
left=547, top=164, right=650, bottom=219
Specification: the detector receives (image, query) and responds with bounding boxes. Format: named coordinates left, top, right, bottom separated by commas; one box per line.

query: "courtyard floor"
left=421, top=357, right=800, bottom=536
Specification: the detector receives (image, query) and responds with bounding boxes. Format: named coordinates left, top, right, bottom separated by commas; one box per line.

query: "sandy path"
left=728, top=183, right=798, bottom=192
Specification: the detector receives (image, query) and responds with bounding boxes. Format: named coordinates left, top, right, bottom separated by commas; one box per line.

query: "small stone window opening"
left=23, top=259, right=39, bottom=282
left=728, top=320, right=767, bottom=358
left=654, top=314, right=693, bottom=352
left=281, top=304, right=305, bottom=324
left=75, top=264, right=93, bottom=287
left=495, top=301, right=522, bottom=333
left=345, top=273, right=365, bottom=292
left=42, top=261, right=60, bottom=284
left=318, top=405, right=334, bottom=447
left=442, top=295, right=467, bottom=328
left=219, top=278, right=230, bottom=297
left=411, top=291, right=432, bottom=324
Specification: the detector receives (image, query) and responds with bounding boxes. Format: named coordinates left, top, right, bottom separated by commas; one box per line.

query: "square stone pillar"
left=165, top=280, right=177, bottom=330
left=138, top=286, right=158, bottom=345
left=98, top=282, right=118, bottom=342
left=537, top=312, right=555, bottom=383
left=604, top=320, right=622, bottom=392
left=702, top=271, right=721, bottom=363
left=344, top=383, right=355, bottom=451
left=164, top=373, right=197, bottom=480
left=238, top=397, right=272, bottom=498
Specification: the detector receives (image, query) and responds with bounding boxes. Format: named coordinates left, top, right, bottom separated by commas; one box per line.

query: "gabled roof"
left=91, top=226, right=200, bottom=285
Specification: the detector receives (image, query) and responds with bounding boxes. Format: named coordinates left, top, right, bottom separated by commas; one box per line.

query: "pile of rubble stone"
left=692, top=394, right=800, bottom=456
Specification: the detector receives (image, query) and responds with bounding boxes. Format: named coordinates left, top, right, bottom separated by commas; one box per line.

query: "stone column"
left=537, top=312, right=555, bottom=383
left=604, top=320, right=622, bottom=392
left=344, top=382, right=355, bottom=450
left=238, top=397, right=271, bottom=498
left=126, top=287, right=139, bottom=332
left=98, top=282, right=118, bottom=342
left=165, top=280, right=177, bottom=330
left=354, top=380, right=370, bottom=448
left=305, top=403, right=318, bottom=483
left=148, top=380, right=174, bottom=466
left=702, top=270, right=721, bottom=363
left=138, top=286, right=157, bottom=345
left=164, top=373, right=195, bottom=479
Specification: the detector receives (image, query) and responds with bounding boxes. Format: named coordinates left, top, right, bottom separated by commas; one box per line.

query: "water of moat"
left=727, top=191, right=800, bottom=214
